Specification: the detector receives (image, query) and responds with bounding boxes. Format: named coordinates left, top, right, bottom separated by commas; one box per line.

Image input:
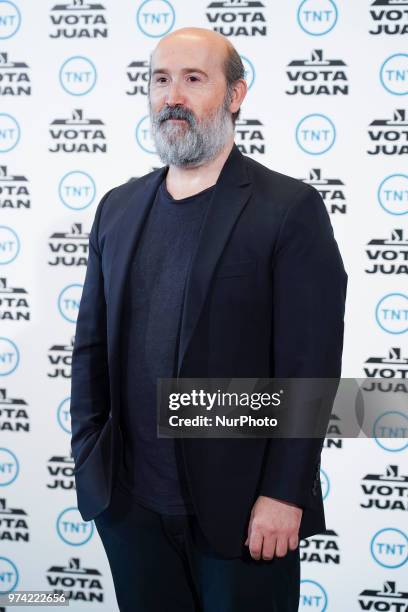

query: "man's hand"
left=244, top=495, right=303, bottom=560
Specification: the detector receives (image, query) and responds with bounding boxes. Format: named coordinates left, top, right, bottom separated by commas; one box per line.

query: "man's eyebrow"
left=151, top=67, right=208, bottom=77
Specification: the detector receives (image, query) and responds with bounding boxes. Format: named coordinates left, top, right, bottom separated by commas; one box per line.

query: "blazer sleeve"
left=258, top=184, right=348, bottom=509
left=69, top=187, right=115, bottom=467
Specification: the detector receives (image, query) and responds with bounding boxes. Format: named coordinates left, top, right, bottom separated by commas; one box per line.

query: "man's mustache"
left=158, top=106, right=195, bottom=125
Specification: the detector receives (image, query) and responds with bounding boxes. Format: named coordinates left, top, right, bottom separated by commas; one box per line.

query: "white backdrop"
left=0, top=1, right=407, bottom=610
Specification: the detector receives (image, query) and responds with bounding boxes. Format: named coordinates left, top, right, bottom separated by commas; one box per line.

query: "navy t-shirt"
left=117, top=176, right=215, bottom=515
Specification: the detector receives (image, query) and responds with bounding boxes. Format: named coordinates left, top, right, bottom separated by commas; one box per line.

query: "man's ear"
left=229, top=79, right=248, bottom=116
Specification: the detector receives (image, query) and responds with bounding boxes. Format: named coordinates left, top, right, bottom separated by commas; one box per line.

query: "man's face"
left=148, top=35, right=234, bottom=167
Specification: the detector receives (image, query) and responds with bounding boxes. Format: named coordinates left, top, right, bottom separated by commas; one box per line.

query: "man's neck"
left=165, top=138, right=235, bottom=200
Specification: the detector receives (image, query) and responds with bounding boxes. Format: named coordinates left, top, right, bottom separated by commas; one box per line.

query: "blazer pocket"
left=73, top=419, right=112, bottom=474
left=214, top=260, right=256, bottom=279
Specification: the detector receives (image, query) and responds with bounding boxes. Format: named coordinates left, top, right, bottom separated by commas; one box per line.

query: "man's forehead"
left=151, top=34, right=227, bottom=71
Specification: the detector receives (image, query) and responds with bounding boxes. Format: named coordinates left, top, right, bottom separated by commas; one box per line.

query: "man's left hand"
left=244, top=495, right=303, bottom=560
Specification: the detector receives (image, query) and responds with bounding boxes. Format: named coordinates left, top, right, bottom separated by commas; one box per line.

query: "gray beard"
left=149, top=99, right=234, bottom=168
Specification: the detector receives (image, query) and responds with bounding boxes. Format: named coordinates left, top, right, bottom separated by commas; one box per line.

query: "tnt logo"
left=370, top=528, right=408, bottom=568
left=58, top=284, right=83, bottom=323
left=135, top=115, right=156, bottom=154
left=380, top=53, right=408, bottom=96
left=57, top=397, right=71, bottom=434
left=378, top=174, right=408, bottom=216
left=0, top=113, right=20, bottom=152
left=136, top=0, right=175, bottom=38
left=59, top=171, right=96, bottom=210
left=296, top=113, right=336, bottom=154
left=59, top=56, right=97, bottom=96
left=0, top=556, right=19, bottom=593
left=0, top=1, right=21, bottom=39
left=241, top=55, right=255, bottom=89
left=56, top=507, right=94, bottom=546
left=373, top=411, right=408, bottom=452
left=299, top=579, right=328, bottom=611
left=297, top=0, right=338, bottom=36
left=0, top=448, right=19, bottom=486
left=0, top=337, right=19, bottom=376
left=375, top=292, right=408, bottom=334
left=320, top=467, right=330, bottom=500
left=0, top=225, right=19, bottom=264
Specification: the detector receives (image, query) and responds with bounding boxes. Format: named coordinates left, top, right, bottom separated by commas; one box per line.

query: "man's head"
left=148, top=27, right=247, bottom=168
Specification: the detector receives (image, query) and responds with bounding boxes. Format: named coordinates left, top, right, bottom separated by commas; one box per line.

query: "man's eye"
left=187, top=75, right=200, bottom=82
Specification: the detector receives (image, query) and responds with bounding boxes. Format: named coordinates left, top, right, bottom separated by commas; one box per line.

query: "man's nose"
left=165, top=80, right=186, bottom=106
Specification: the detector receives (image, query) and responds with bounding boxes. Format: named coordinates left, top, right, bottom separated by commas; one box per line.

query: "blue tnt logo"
left=302, top=10, right=333, bottom=23
left=136, top=0, right=175, bottom=38
left=297, top=0, right=338, bottom=36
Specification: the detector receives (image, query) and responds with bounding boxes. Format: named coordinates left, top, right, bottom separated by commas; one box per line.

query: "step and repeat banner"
left=0, top=1, right=407, bottom=610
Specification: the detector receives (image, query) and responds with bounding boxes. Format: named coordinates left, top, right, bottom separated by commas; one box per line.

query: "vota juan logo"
left=369, top=0, right=408, bottom=36
left=48, top=223, right=89, bottom=268
left=0, top=164, right=31, bottom=210
left=0, top=387, right=30, bottom=433
left=358, top=581, right=408, bottom=612
left=0, top=497, right=29, bottom=542
left=235, top=118, right=265, bottom=155
left=205, top=1, right=267, bottom=37
left=300, top=530, right=340, bottom=565
left=299, top=168, right=347, bottom=215
left=0, top=51, right=31, bottom=96
left=49, top=1, right=108, bottom=39
left=47, top=337, right=73, bottom=379
left=0, top=276, right=30, bottom=321
left=367, top=109, right=408, bottom=156
left=364, top=347, right=408, bottom=378
left=286, top=49, right=348, bottom=96
left=49, top=109, right=106, bottom=154
left=126, top=59, right=149, bottom=96
left=361, top=464, right=408, bottom=512
left=365, top=229, right=408, bottom=275
left=46, top=557, right=104, bottom=603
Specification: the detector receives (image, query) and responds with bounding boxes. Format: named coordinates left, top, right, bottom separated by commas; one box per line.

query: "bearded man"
left=70, top=26, right=347, bottom=612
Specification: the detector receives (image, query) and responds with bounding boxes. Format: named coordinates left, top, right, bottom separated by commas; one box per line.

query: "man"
left=70, top=27, right=347, bottom=612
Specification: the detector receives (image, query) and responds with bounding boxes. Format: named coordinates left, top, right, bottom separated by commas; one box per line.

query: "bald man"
left=70, top=26, right=347, bottom=612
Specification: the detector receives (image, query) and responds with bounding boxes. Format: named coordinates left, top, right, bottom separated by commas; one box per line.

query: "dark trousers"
left=94, top=481, right=300, bottom=612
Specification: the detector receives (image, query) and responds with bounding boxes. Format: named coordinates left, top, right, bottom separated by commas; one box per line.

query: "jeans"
left=94, top=480, right=300, bottom=612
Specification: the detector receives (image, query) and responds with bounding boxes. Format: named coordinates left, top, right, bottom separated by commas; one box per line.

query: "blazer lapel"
left=177, top=143, right=253, bottom=375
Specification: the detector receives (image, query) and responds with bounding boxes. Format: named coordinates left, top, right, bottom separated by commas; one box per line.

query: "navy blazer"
left=70, top=143, right=347, bottom=558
